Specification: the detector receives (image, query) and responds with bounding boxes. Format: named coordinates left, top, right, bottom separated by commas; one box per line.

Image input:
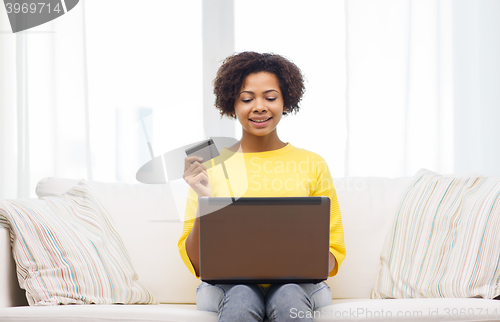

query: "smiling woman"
left=178, top=51, right=346, bottom=321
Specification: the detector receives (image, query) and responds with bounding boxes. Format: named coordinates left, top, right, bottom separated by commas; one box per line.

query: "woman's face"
left=233, top=72, right=286, bottom=139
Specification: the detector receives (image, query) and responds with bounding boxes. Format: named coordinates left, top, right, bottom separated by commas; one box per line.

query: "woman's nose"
left=253, top=98, right=267, bottom=112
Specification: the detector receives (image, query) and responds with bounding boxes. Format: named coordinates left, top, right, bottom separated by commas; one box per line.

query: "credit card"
left=185, top=138, right=220, bottom=163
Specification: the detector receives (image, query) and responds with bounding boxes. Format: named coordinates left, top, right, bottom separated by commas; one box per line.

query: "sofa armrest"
left=0, top=227, right=28, bottom=307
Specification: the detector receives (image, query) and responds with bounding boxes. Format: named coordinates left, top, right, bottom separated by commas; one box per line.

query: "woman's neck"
left=230, top=130, right=287, bottom=153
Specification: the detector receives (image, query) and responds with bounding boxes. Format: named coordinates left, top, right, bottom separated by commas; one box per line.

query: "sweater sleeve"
left=311, top=158, right=346, bottom=277
left=177, top=187, right=200, bottom=278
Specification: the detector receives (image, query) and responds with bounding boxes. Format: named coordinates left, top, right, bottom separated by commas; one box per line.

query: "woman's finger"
left=184, top=161, right=207, bottom=178
left=184, top=155, right=204, bottom=171
left=194, top=172, right=209, bottom=184
left=191, top=166, right=207, bottom=177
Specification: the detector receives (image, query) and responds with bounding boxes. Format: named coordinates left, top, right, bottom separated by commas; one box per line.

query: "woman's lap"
left=196, top=281, right=331, bottom=321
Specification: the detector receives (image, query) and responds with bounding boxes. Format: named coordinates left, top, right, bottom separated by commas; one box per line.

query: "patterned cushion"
left=0, top=181, right=157, bottom=306
left=372, top=170, right=500, bottom=299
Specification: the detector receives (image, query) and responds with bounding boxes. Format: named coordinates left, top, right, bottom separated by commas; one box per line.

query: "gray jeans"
left=196, top=281, right=332, bottom=322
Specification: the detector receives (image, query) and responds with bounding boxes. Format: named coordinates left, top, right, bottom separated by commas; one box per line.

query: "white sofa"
left=1, top=176, right=500, bottom=322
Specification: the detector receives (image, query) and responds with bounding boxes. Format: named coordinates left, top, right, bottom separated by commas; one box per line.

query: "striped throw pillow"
left=372, top=171, right=500, bottom=299
left=0, top=181, right=157, bottom=306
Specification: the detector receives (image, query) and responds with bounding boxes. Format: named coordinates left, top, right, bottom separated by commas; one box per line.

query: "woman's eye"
left=242, top=99, right=252, bottom=103
left=267, top=97, right=277, bottom=101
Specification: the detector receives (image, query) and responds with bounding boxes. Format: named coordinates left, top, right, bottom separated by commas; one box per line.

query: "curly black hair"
left=213, top=52, right=305, bottom=119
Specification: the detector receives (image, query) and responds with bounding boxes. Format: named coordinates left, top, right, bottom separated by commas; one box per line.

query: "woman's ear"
left=282, top=106, right=287, bottom=115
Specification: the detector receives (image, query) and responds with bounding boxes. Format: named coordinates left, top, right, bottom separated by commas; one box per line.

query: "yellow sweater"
left=177, top=143, right=346, bottom=279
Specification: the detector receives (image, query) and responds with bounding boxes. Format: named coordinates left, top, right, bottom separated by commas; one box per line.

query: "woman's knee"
left=220, top=284, right=265, bottom=321
left=196, top=282, right=225, bottom=312
left=197, top=283, right=266, bottom=320
left=266, top=282, right=332, bottom=319
left=266, top=284, right=309, bottom=317
left=309, top=282, right=332, bottom=309
left=224, top=285, right=265, bottom=307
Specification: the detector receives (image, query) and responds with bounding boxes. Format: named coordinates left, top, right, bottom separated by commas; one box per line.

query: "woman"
left=178, top=52, right=346, bottom=321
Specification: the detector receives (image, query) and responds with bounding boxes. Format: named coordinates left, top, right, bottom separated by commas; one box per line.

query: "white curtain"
left=1, top=2, right=90, bottom=199
left=234, top=0, right=454, bottom=178
left=235, top=0, right=348, bottom=177
left=0, top=0, right=204, bottom=199
left=1, top=0, right=499, bottom=199
left=452, top=0, right=500, bottom=177
left=345, top=0, right=454, bottom=177
left=83, top=0, right=203, bottom=183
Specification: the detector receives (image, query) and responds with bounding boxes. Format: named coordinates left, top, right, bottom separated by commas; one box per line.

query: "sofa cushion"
left=0, top=181, right=156, bottom=305
left=372, top=170, right=500, bottom=299
left=36, top=177, right=200, bottom=304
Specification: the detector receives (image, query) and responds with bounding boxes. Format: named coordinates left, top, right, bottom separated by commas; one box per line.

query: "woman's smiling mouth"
left=249, top=117, right=272, bottom=126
